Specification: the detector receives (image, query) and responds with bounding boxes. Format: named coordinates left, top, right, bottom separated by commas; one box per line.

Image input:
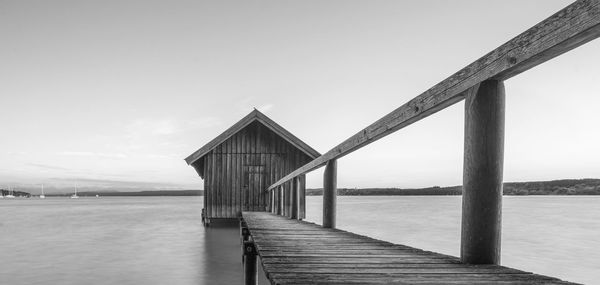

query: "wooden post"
left=272, top=190, right=276, bottom=213
left=241, top=228, right=250, bottom=242
left=277, top=186, right=283, bottom=215
left=268, top=190, right=273, bottom=213
left=282, top=184, right=287, bottom=216
left=240, top=220, right=249, bottom=242
left=268, top=190, right=271, bottom=213
left=286, top=182, right=292, bottom=218
left=461, top=80, right=505, bottom=265
left=291, top=177, right=299, bottom=219
left=282, top=184, right=287, bottom=217
left=271, top=190, right=275, bottom=213
left=243, top=241, right=257, bottom=285
left=323, top=159, right=337, bottom=228
left=299, top=174, right=306, bottom=220
left=266, top=190, right=270, bottom=212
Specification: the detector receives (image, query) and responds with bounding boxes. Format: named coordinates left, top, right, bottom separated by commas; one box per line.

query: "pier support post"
left=269, top=190, right=274, bottom=213
left=323, top=159, right=337, bottom=228
left=286, top=182, right=292, bottom=218
left=283, top=184, right=287, bottom=217
left=277, top=186, right=283, bottom=215
left=241, top=227, right=250, bottom=242
left=461, top=80, right=505, bottom=265
left=272, top=189, right=276, bottom=214
left=272, top=190, right=275, bottom=213
left=243, top=241, right=257, bottom=285
left=291, top=177, right=299, bottom=219
left=266, top=190, right=271, bottom=212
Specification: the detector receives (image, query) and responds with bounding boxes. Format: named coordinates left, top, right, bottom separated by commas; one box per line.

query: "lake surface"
left=1, top=196, right=598, bottom=284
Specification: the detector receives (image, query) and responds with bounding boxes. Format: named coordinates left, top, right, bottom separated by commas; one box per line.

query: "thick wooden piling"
left=243, top=241, right=257, bottom=285
left=240, top=220, right=249, bottom=241
left=461, top=80, right=505, bottom=265
left=291, top=177, right=299, bottom=219
left=323, top=159, right=337, bottom=228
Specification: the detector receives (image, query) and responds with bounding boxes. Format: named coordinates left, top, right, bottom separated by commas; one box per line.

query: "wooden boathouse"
left=185, top=109, right=320, bottom=225
left=187, top=1, right=599, bottom=284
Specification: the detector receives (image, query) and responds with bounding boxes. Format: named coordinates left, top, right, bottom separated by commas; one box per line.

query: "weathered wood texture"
left=243, top=241, right=258, bottom=285
left=277, top=186, right=283, bottom=215
left=242, top=212, right=577, bottom=285
left=461, top=80, right=505, bottom=264
left=322, top=159, right=337, bottom=228
left=291, top=177, right=299, bottom=220
left=195, top=121, right=312, bottom=219
left=268, top=0, right=600, bottom=190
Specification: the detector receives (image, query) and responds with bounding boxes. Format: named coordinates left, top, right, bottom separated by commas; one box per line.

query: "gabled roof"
left=184, top=109, right=320, bottom=165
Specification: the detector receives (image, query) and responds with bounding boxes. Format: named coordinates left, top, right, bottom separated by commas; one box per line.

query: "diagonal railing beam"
left=268, top=0, right=600, bottom=191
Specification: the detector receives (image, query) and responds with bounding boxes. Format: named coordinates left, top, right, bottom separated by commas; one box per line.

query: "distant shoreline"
left=3, top=179, right=599, bottom=197
left=306, top=178, right=600, bottom=196
left=52, top=190, right=203, bottom=197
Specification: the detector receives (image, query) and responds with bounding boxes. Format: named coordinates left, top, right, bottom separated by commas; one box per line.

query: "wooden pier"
left=240, top=212, right=575, bottom=285
left=185, top=1, right=600, bottom=284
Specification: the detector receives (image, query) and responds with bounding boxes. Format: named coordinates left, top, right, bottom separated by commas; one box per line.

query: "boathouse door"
left=244, top=165, right=264, bottom=211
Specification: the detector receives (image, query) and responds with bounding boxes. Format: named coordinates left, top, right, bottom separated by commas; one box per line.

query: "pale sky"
left=1, top=0, right=599, bottom=193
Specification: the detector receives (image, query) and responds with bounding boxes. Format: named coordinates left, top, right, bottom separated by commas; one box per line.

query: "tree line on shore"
left=306, top=179, right=600, bottom=196
left=0, top=189, right=31, bottom=197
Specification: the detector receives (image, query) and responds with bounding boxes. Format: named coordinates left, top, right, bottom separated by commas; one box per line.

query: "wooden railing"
left=265, top=0, right=600, bottom=265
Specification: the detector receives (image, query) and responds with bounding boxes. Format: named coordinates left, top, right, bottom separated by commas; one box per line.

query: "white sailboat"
left=40, top=184, right=45, bottom=199
left=70, top=185, right=79, bottom=199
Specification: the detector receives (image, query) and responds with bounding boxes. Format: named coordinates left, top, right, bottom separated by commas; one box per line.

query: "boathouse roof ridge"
left=184, top=109, right=321, bottom=165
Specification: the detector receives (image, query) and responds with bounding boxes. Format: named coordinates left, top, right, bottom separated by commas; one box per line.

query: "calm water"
left=1, top=196, right=598, bottom=284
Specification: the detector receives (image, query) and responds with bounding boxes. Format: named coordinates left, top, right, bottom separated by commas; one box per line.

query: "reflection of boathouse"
left=185, top=109, right=320, bottom=225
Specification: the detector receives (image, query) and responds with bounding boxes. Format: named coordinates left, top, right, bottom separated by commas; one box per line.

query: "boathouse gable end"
left=185, top=110, right=320, bottom=224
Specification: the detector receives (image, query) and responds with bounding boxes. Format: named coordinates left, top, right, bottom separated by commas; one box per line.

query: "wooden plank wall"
left=198, top=121, right=312, bottom=219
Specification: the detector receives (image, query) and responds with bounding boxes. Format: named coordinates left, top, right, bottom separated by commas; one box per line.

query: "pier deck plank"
left=242, top=212, right=577, bottom=285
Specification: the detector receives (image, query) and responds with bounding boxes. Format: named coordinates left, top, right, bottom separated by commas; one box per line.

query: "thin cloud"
left=258, top=103, right=274, bottom=113
left=126, top=117, right=221, bottom=138
left=6, top=151, right=28, bottom=156
left=48, top=177, right=194, bottom=190
left=58, top=151, right=128, bottom=159
left=235, top=97, right=256, bottom=113
left=27, top=163, right=70, bottom=171
left=234, top=97, right=274, bottom=114
left=143, top=153, right=179, bottom=159
left=127, top=119, right=179, bottom=136
left=188, top=117, right=222, bottom=130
